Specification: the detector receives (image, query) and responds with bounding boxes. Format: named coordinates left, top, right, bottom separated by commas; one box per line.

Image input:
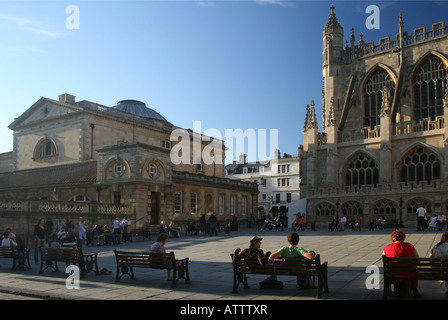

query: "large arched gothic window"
left=399, top=146, right=440, bottom=184
left=363, top=68, right=396, bottom=129
left=345, top=153, right=379, bottom=188
left=413, top=55, right=447, bottom=123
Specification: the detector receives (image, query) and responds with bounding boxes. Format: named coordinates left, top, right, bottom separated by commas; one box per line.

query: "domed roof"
left=111, top=100, right=167, bottom=122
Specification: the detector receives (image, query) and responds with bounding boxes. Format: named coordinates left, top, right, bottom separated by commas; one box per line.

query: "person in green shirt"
left=269, top=232, right=316, bottom=289
left=269, top=232, right=315, bottom=260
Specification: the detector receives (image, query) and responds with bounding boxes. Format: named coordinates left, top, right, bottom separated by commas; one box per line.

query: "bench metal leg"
left=233, top=272, right=249, bottom=293
left=115, top=265, right=135, bottom=282
left=83, top=254, right=99, bottom=275
left=232, top=272, right=239, bottom=293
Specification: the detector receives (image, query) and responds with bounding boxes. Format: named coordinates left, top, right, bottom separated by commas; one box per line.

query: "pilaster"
left=379, top=88, right=393, bottom=184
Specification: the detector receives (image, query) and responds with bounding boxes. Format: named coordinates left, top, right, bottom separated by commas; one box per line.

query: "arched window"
left=363, top=68, right=396, bottom=129
left=315, top=202, right=335, bottom=216
left=413, top=55, right=447, bottom=123
left=345, top=153, right=379, bottom=188
left=34, top=139, right=57, bottom=158
left=399, top=147, right=440, bottom=184
left=373, top=199, right=397, bottom=216
left=407, top=198, right=431, bottom=215
left=341, top=201, right=363, bottom=216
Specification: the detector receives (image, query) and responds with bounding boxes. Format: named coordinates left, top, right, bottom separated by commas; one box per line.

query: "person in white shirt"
left=437, top=213, right=447, bottom=231
left=1, top=231, right=17, bottom=247
left=338, top=216, right=347, bottom=231
left=429, top=214, right=439, bottom=230
left=113, top=218, right=122, bottom=244
left=120, top=217, right=130, bottom=242
left=416, top=206, right=426, bottom=231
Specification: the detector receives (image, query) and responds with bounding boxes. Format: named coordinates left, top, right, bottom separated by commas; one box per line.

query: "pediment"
left=8, top=98, right=83, bottom=130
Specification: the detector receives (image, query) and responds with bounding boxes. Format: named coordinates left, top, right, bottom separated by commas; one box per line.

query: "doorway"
left=150, top=192, right=160, bottom=224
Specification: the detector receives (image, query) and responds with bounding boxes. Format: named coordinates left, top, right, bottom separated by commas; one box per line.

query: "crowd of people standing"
left=31, top=216, right=131, bottom=264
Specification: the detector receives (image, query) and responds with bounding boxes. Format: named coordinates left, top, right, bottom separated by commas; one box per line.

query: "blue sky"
left=0, top=0, right=447, bottom=164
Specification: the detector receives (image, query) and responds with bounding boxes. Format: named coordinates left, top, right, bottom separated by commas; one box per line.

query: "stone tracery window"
left=413, top=55, right=447, bottom=123
left=406, top=198, right=431, bottom=215
left=399, top=146, right=440, bottom=184
left=363, top=68, right=396, bottom=129
left=341, top=200, right=362, bottom=216
left=373, top=199, right=397, bottom=216
left=315, top=202, right=335, bottom=216
left=344, top=153, right=379, bottom=188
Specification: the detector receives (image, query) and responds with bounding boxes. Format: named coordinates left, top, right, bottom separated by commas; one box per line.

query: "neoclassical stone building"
left=0, top=94, right=257, bottom=237
left=300, top=6, right=448, bottom=228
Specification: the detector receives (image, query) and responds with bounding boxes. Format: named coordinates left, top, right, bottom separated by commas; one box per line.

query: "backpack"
left=259, top=277, right=283, bottom=289
left=297, top=275, right=315, bottom=289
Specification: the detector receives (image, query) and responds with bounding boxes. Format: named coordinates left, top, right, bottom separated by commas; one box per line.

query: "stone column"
left=379, top=88, right=393, bottom=184
left=326, top=97, right=338, bottom=187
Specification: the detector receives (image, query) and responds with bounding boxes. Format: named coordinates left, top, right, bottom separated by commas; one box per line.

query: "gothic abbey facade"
left=300, top=6, right=448, bottom=227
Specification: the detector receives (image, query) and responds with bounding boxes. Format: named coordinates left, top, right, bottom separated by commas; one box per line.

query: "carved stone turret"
left=322, top=5, right=344, bottom=66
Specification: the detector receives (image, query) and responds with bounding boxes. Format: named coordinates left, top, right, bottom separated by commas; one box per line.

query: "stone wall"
left=0, top=199, right=134, bottom=245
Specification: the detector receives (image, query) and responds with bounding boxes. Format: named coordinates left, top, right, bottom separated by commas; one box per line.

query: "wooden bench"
left=39, top=247, right=99, bottom=275
left=142, top=224, right=161, bottom=240
left=382, top=255, right=448, bottom=299
left=114, top=250, right=190, bottom=288
left=230, top=253, right=329, bottom=298
left=230, top=253, right=328, bottom=299
left=0, top=246, right=31, bottom=271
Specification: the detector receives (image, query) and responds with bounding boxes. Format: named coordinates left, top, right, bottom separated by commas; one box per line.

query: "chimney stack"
left=59, top=93, right=76, bottom=104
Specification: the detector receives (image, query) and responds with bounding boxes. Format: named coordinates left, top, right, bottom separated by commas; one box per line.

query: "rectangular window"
left=190, top=193, right=198, bottom=214
left=174, top=192, right=182, bottom=214
left=275, top=194, right=281, bottom=203
left=162, top=140, right=172, bottom=149
left=230, top=195, right=237, bottom=215
left=218, top=195, right=225, bottom=215
left=287, top=193, right=292, bottom=203
left=242, top=196, right=247, bottom=216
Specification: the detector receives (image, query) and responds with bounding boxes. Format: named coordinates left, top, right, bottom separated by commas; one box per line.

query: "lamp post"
left=398, top=197, right=403, bottom=228
left=336, top=200, right=340, bottom=223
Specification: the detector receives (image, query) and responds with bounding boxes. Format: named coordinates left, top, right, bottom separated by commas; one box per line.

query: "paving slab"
left=0, top=227, right=447, bottom=306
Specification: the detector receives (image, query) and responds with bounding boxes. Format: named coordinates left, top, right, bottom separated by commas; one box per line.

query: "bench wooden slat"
left=382, top=255, right=448, bottom=299
left=0, top=246, right=15, bottom=258
left=0, top=246, right=31, bottom=271
left=231, top=253, right=329, bottom=298
left=39, top=247, right=99, bottom=275
left=114, top=250, right=190, bottom=288
left=142, top=225, right=161, bottom=240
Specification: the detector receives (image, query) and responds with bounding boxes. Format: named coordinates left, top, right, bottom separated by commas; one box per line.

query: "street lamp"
left=398, top=197, right=403, bottom=228
left=336, top=200, right=340, bottom=223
